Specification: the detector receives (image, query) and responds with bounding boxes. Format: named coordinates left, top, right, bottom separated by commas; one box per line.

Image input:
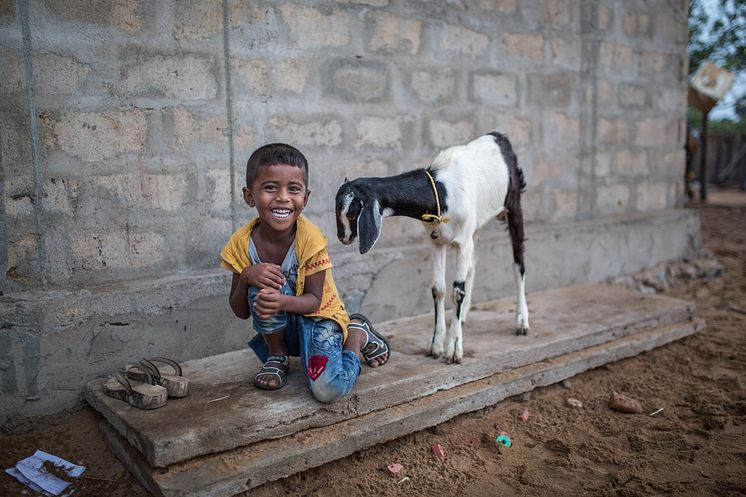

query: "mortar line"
left=587, top=5, right=599, bottom=219
left=222, top=0, right=237, bottom=233
left=19, top=0, right=47, bottom=288
left=578, top=0, right=600, bottom=221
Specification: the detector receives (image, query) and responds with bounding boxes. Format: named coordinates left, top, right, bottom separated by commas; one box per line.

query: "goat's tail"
left=490, top=132, right=526, bottom=275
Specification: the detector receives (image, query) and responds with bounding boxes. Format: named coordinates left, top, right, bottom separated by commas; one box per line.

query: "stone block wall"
left=1, top=0, right=689, bottom=293
left=0, top=0, right=694, bottom=420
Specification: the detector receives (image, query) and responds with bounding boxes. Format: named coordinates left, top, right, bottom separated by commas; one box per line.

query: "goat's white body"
left=424, top=134, right=528, bottom=363
left=335, top=132, right=529, bottom=364
left=425, top=135, right=509, bottom=244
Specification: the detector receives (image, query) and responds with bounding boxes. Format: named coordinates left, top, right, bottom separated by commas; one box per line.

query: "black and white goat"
left=335, top=132, right=529, bottom=364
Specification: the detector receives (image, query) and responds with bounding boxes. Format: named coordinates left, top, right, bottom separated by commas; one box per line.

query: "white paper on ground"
left=4, top=450, right=86, bottom=496
left=5, top=467, right=53, bottom=496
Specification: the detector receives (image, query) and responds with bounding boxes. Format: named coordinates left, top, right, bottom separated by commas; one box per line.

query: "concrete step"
left=85, top=283, right=695, bottom=469
left=99, top=317, right=704, bottom=497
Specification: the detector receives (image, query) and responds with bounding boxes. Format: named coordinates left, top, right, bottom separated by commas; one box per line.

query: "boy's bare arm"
left=253, top=270, right=325, bottom=319
left=229, top=273, right=251, bottom=319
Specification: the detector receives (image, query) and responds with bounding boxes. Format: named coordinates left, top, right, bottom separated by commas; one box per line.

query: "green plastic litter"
left=495, top=434, right=512, bottom=447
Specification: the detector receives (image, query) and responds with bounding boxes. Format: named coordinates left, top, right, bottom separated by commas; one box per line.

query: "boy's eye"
left=289, top=186, right=303, bottom=193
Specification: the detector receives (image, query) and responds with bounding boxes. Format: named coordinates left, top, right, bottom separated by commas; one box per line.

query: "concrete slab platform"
left=85, top=284, right=695, bottom=468
left=100, top=317, right=704, bottom=497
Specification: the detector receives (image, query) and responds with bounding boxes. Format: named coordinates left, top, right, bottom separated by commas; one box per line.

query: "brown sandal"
left=127, top=357, right=190, bottom=398
left=103, top=365, right=168, bottom=409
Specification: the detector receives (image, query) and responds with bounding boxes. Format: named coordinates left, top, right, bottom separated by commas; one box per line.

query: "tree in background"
left=688, top=0, right=746, bottom=130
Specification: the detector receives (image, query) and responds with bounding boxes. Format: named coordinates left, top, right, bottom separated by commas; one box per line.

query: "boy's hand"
left=253, top=288, right=285, bottom=319
left=241, top=263, right=285, bottom=289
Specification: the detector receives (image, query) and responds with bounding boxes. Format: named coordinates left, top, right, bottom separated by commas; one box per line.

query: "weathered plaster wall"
left=0, top=0, right=693, bottom=421
left=1, top=0, right=690, bottom=291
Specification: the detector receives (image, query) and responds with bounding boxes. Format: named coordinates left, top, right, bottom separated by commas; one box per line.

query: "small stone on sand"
left=566, top=398, right=583, bottom=409
left=608, top=392, right=643, bottom=414
left=431, top=443, right=445, bottom=459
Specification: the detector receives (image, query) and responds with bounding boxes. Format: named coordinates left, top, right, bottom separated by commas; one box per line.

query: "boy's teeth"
left=272, top=209, right=291, bottom=219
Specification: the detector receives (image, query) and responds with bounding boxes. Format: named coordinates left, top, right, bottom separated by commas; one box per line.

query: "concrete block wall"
left=0, top=0, right=694, bottom=420
left=1, top=0, right=689, bottom=293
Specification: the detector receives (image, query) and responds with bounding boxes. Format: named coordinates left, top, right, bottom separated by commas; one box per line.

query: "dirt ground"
left=2, top=188, right=745, bottom=497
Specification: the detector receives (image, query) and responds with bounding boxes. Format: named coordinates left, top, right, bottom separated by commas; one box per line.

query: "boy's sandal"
left=127, top=357, right=190, bottom=398
left=349, top=313, right=390, bottom=367
left=254, top=354, right=290, bottom=390
left=103, top=366, right=168, bottom=410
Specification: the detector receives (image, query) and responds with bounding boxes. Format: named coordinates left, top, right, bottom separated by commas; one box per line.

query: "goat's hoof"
left=515, top=327, right=529, bottom=336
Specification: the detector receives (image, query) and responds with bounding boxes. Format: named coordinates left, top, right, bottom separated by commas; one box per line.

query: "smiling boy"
left=220, top=143, right=389, bottom=400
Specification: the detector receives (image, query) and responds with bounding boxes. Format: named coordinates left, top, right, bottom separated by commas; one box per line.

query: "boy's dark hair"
left=246, top=143, right=309, bottom=187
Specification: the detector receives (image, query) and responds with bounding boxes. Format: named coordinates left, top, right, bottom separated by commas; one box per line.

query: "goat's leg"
left=427, top=243, right=447, bottom=358
left=506, top=204, right=529, bottom=335
left=459, top=239, right=477, bottom=325
left=446, top=237, right=474, bottom=364
left=513, top=263, right=529, bottom=334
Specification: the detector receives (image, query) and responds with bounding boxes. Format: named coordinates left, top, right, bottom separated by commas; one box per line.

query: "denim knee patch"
left=293, top=317, right=359, bottom=402
left=305, top=320, right=343, bottom=382
left=311, top=320, right=343, bottom=354
left=308, top=350, right=361, bottom=403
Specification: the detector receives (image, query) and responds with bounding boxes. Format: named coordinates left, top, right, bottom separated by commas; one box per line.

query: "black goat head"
left=334, top=180, right=382, bottom=255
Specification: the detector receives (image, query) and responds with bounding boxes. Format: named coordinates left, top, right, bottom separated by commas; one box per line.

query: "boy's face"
left=243, top=164, right=310, bottom=234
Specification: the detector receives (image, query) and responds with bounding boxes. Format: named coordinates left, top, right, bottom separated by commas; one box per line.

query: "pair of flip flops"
left=103, top=357, right=190, bottom=410
left=349, top=313, right=390, bottom=367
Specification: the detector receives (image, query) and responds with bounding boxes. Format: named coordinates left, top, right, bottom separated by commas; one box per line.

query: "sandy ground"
left=1, top=188, right=745, bottom=497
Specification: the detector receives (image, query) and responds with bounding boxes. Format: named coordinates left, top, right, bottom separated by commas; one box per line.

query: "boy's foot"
left=254, top=355, right=290, bottom=390
left=348, top=314, right=390, bottom=368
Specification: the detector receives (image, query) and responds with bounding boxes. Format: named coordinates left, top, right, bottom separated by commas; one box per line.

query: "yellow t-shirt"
left=220, top=216, right=350, bottom=340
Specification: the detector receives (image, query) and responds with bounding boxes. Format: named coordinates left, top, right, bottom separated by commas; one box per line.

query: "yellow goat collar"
left=421, top=170, right=449, bottom=225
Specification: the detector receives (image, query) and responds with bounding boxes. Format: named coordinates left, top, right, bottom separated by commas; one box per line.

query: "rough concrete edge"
left=0, top=269, right=230, bottom=331
left=86, top=287, right=694, bottom=468
left=99, top=421, right=166, bottom=497
left=100, top=318, right=704, bottom=497
left=0, top=209, right=699, bottom=329
left=84, top=386, right=153, bottom=461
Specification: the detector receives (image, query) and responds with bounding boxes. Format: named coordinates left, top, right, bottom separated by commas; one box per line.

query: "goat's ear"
left=343, top=176, right=349, bottom=184
left=357, top=199, right=382, bottom=255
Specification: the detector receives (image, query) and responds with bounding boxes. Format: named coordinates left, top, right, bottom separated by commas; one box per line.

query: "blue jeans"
left=248, top=285, right=361, bottom=403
